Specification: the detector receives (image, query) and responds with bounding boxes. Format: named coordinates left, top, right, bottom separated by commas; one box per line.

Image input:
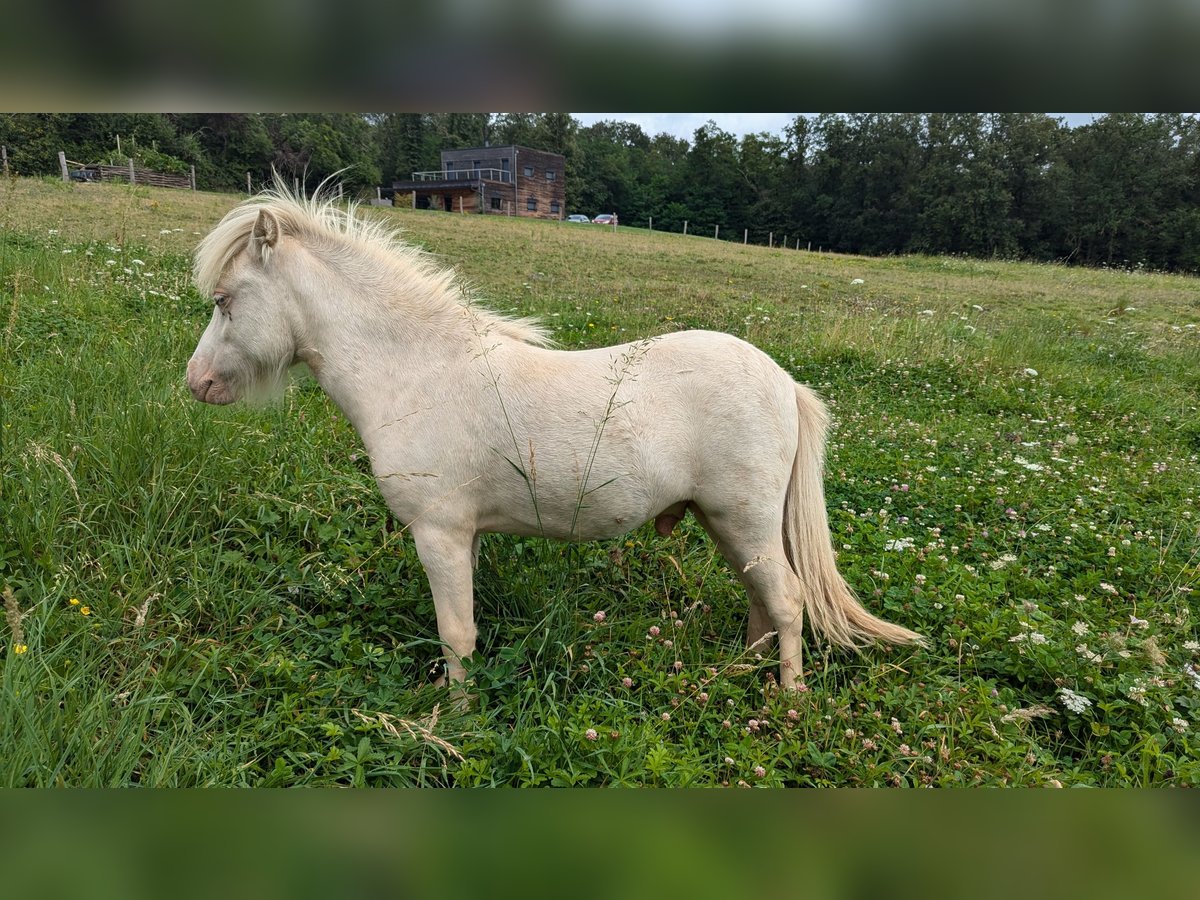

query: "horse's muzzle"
left=186, top=359, right=234, bottom=405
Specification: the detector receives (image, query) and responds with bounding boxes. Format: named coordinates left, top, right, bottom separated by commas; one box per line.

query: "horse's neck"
left=294, top=274, right=481, bottom=435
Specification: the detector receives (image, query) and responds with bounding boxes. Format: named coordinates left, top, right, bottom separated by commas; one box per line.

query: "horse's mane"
left=193, top=175, right=553, bottom=347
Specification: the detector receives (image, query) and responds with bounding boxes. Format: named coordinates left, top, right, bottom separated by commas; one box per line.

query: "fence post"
left=769, top=232, right=773, bottom=248
left=807, top=241, right=811, bottom=252
left=683, top=220, right=688, bottom=236
left=247, top=172, right=252, bottom=195
left=189, top=165, right=196, bottom=190
left=743, top=228, right=748, bottom=244
left=411, top=190, right=416, bottom=209
left=376, top=186, right=381, bottom=201
left=782, top=234, right=787, bottom=250
left=59, top=151, right=69, bottom=182
left=649, top=216, right=653, bottom=231
left=714, top=224, right=719, bottom=240
left=293, top=177, right=300, bottom=196
left=2, top=145, right=8, bottom=176
left=338, top=184, right=344, bottom=201
left=129, top=158, right=135, bottom=185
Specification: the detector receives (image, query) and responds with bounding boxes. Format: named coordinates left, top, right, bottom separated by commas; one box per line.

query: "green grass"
left=2, top=176, right=1198, bottom=786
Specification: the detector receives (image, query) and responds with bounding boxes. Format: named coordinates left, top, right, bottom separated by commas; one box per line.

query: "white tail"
left=784, top=384, right=928, bottom=650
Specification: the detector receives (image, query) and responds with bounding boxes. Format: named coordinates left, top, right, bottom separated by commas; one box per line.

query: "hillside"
left=2, top=176, right=1198, bottom=786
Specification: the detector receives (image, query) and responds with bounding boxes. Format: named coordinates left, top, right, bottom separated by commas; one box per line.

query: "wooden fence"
left=57, top=151, right=194, bottom=190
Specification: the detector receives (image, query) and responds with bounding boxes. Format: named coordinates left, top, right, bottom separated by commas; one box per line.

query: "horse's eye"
left=214, top=294, right=229, bottom=309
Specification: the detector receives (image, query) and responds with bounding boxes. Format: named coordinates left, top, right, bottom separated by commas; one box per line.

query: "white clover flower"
left=1059, top=687, right=1092, bottom=714
left=1023, top=368, right=1038, bottom=377
left=1071, top=621, right=1089, bottom=636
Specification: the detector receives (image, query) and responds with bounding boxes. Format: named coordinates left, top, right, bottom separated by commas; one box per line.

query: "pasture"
left=1, top=176, right=1198, bottom=786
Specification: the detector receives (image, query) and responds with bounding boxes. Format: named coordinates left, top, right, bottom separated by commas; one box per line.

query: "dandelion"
left=1058, top=687, right=1092, bottom=714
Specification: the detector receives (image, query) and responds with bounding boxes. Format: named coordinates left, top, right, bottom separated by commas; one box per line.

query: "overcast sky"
left=572, top=113, right=1102, bottom=141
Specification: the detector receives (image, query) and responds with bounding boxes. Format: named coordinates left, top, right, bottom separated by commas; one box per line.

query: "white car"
left=566, top=214, right=591, bottom=223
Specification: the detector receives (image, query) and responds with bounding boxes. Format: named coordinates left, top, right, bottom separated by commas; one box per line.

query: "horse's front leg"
left=411, top=524, right=478, bottom=687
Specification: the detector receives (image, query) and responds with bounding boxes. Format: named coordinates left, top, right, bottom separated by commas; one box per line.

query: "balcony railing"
left=410, top=168, right=512, bottom=183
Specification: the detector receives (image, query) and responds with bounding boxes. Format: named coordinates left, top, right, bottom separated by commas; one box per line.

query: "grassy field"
left=2, top=175, right=1198, bottom=786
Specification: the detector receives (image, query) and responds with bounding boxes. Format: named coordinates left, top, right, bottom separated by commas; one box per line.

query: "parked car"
left=566, top=214, right=591, bottom=223
left=593, top=213, right=618, bottom=226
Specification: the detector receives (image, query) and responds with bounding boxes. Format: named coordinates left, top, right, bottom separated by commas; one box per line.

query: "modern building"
left=391, top=145, right=566, bottom=219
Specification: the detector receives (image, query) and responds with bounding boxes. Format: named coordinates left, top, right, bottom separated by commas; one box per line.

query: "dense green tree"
left=4, top=112, right=1200, bottom=273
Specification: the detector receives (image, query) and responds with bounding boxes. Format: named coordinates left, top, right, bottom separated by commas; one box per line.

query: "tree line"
left=4, top=112, right=1199, bottom=272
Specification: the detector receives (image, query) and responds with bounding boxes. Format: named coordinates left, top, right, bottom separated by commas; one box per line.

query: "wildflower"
left=661, top=713, right=671, bottom=722
left=1185, top=640, right=1199, bottom=652
left=584, top=728, right=598, bottom=741
left=13, top=644, right=27, bottom=655
left=753, top=765, right=767, bottom=778
left=1129, top=614, right=1148, bottom=629
left=69, top=597, right=80, bottom=606
left=850, top=278, right=864, bottom=285
left=698, top=692, right=709, bottom=704
left=787, top=709, right=799, bottom=720
left=1071, top=621, right=1089, bottom=636
left=724, top=756, right=735, bottom=766
left=621, top=677, right=633, bottom=688
left=592, top=610, right=606, bottom=623
left=647, top=625, right=660, bottom=637
left=1058, top=687, right=1092, bottom=714
left=1185, top=664, right=1200, bottom=691
left=80, top=606, right=91, bottom=616
left=1171, top=717, right=1188, bottom=733
left=1023, top=368, right=1038, bottom=377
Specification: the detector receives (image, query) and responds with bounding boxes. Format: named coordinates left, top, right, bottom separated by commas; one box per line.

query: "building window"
left=526, top=196, right=538, bottom=211
left=550, top=200, right=561, bottom=215
left=546, top=170, right=556, bottom=181
left=491, top=196, right=501, bottom=210
left=523, top=165, right=534, bottom=177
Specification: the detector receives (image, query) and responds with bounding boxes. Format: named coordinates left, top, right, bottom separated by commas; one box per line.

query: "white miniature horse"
left=187, top=186, right=924, bottom=691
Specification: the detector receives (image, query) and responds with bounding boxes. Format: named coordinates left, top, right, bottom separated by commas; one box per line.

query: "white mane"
left=193, top=177, right=552, bottom=347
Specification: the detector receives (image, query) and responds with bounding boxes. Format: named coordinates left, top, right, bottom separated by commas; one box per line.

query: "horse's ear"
left=249, top=208, right=281, bottom=261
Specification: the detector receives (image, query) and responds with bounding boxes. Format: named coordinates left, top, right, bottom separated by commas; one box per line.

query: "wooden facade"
left=392, top=145, right=566, bottom=220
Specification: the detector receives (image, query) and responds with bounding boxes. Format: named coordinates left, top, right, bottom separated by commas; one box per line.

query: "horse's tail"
left=783, top=383, right=927, bottom=651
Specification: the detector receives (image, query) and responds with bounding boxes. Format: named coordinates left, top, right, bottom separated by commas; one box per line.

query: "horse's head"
left=188, top=206, right=297, bottom=405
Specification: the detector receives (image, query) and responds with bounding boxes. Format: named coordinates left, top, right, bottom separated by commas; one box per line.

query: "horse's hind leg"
left=692, top=506, right=805, bottom=691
